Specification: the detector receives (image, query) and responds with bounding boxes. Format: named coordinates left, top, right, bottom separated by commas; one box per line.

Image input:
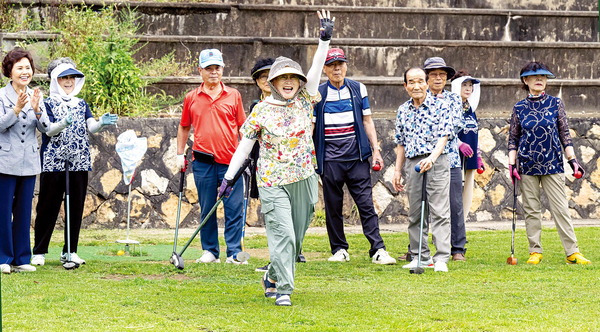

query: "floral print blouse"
left=508, top=93, right=573, bottom=175
left=240, top=89, right=321, bottom=187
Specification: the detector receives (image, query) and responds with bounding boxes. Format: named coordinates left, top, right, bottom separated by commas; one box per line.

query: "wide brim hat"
left=520, top=68, right=556, bottom=79
left=267, top=56, right=307, bottom=82
left=423, top=57, right=456, bottom=78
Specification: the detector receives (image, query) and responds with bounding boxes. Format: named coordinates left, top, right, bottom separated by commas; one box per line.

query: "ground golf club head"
left=171, top=252, right=184, bottom=270
left=63, top=261, right=80, bottom=270
left=506, top=256, right=518, bottom=265
left=410, top=267, right=425, bottom=274
left=237, top=251, right=250, bottom=262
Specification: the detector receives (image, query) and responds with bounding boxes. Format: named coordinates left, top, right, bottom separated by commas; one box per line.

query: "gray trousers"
left=259, top=174, right=318, bottom=295
left=405, top=155, right=451, bottom=263
left=520, top=173, right=579, bottom=256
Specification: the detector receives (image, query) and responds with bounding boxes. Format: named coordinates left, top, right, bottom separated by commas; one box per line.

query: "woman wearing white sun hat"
left=218, top=9, right=335, bottom=306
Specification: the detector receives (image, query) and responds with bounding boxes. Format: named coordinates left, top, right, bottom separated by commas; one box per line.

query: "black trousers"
left=321, top=159, right=385, bottom=257
left=33, top=171, right=88, bottom=255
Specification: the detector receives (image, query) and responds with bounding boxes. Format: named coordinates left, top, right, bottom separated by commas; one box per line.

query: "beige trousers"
left=520, top=173, right=579, bottom=256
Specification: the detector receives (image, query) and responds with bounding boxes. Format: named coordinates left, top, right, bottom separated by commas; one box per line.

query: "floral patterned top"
left=432, top=90, right=464, bottom=168
left=395, top=92, right=454, bottom=159
left=41, top=97, right=94, bottom=172
left=240, top=89, right=321, bottom=187
left=508, top=93, right=572, bottom=175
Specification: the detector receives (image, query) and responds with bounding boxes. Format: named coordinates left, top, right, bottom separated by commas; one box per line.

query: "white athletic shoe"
left=434, top=261, right=448, bottom=272
left=328, top=249, right=350, bottom=262
left=13, top=264, right=36, bottom=272
left=196, top=250, right=220, bottom=263
left=61, top=252, right=86, bottom=265
left=402, top=258, right=434, bottom=269
left=31, top=254, right=45, bottom=266
left=0, top=264, right=11, bottom=274
left=372, top=248, right=397, bottom=265
left=225, top=256, right=248, bottom=265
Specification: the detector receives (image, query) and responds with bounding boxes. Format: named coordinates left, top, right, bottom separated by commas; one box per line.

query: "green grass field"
left=1, top=227, right=598, bottom=331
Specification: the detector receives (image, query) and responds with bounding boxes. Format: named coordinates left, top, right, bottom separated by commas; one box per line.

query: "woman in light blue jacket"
left=0, top=48, right=50, bottom=274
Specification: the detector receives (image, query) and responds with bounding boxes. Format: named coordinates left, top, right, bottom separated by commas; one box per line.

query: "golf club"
left=170, top=158, right=251, bottom=269
left=507, top=176, right=518, bottom=265
left=170, top=158, right=188, bottom=270
left=236, top=167, right=252, bottom=263
left=410, top=164, right=427, bottom=275
left=63, top=158, right=80, bottom=270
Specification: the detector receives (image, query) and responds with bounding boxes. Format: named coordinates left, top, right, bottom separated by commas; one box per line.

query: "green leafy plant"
left=4, top=4, right=188, bottom=117
left=311, top=208, right=327, bottom=227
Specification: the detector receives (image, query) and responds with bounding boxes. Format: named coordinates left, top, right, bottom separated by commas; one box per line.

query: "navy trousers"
left=192, top=160, right=244, bottom=259
left=0, top=174, right=36, bottom=266
left=321, top=159, right=385, bottom=257
left=450, top=167, right=467, bottom=254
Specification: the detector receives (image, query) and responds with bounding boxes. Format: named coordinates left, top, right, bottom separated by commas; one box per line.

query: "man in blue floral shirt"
left=393, top=67, right=454, bottom=272
left=424, top=57, right=469, bottom=262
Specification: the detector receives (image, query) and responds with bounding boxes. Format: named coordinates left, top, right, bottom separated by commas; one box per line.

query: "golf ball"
left=117, top=250, right=125, bottom=256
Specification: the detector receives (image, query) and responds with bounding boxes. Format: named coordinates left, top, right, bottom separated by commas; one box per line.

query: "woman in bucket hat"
left=219, top=9, right=335, bottom=306
left=508, top=61, right=590, bottom=265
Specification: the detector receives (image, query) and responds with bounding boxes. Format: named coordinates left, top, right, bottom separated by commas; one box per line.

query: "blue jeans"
left=192, top=160, right=244, bottom=259
left=0, top=174, right=36, bottom=266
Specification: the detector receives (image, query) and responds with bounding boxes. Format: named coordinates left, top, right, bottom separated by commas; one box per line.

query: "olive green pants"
left=259, top=174, right=318, bottom=295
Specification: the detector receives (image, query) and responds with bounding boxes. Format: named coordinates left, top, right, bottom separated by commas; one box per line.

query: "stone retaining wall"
left=32, top=117, right=600, bottom=230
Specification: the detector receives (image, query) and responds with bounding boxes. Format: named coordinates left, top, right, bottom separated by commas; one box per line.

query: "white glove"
left=176, top=154, right=186, bottom=171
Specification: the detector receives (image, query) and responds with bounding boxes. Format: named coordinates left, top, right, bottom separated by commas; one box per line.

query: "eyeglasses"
left=58, top=75, right=77, bottom=80
left=257, top=74, right=269, bottom=81
left=429, top=72, right=447, bottom=78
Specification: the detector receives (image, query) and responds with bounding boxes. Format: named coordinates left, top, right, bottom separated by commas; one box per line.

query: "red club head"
left=477, top=168, right=484, bottom=174
left=574, top=171, right=583, bottom=179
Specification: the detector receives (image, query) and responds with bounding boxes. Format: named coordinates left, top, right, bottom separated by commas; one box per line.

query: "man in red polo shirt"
left=176, top=49, right=247, bottom=264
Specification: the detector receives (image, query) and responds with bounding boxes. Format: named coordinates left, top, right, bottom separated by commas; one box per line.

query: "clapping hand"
left=30, top=88, right=42, bottom=113
left=317, top=9, right=335, bottom=41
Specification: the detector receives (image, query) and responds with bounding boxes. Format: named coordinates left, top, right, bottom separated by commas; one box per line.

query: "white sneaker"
left=61, top=252, right=86, bottom=265
left=402, top=258, right=434, bottom=269
left=328, top=249, right=350, bottom=262
left=372, top=248, right=397, bottom=265
left=196, top=250, right=220, bottom=263
left=225, top=256, right=248, bottom=265
left=434, top=261, right=448, bottom=272
left=31, top=254, right=45, bottom=266
left=13, top=264, right=36, bottom=272
left=0, top=264, right=11, bottom=274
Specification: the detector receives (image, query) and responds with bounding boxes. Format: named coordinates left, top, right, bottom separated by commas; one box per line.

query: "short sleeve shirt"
left=41, top=98, right=94, bottom=172
left=180, top=83, right=246, bottom=164
left=240, top=89, right=320, bottom=187
left=319, top=81, right=371, bottom=161
left=395, top=93, right=454, bottom=159
left=434, top=90, right=464, bottom=168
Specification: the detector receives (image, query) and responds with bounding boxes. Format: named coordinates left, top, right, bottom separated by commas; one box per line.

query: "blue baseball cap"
left=520, top=68, right=555, bottom=79
left=199, top=49, right=225, bottom=69
left=57, top=67, right=84, bottom=78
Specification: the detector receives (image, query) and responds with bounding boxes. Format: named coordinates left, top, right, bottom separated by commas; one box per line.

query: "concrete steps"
left=2, top=1, right=599, bottom=116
